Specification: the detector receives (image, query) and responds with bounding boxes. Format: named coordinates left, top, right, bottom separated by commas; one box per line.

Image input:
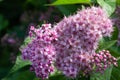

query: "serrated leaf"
left=48, top=0, right=90, bottom=6
left=8, top=56, right=31, bottom=75
left=90, top=65, right=113, bottom=80
left=97, top=0, right=116, bottom=16
left=97, top=39, right=117, bottom=51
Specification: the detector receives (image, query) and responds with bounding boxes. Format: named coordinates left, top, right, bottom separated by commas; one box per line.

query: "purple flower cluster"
left=20, top=7, right=116, bottom=79
left=55, top=53, right=93, bottom=77
left=21, top=24, right=57, bottom=79
left=53, top=7, right=113, bottom=78
left=54, top=7, right=113, bottom=55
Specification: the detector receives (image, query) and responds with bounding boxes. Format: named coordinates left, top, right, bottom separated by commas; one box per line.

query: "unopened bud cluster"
left=92, top=50, right=117, bottom=73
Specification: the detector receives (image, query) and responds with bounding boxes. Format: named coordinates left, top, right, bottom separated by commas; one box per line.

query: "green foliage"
left=26, top=0, right=47, bottom=8
left=0, top=14, right=9, bottom=31
left=117, top=0, right=120, bottom=5
left=109, top=46, right=120, bottom=57
left=48, top=0, right=90, bottom=16
left=97, top=0, right=116, bottom=16
left=0, top=67, right=11, bottom=79
left=90, top=65, right=113, bottom=80
left=97, top=39, right=117, bottom=52
left=111, top=27, right=119, bottom=40
left=2, top=56, right=32, bottom=80
left=33, top=78, right=39, bottom=80
left=2, top=70, right=35, bottom=80
left=22, top=36, right=32, bottom=47
left=49, top=0, right=90, bottom=5
left=56, top=5, right=78, bottom=16
left=111, top=60, right=120, bottom=80
left=20, top=36, right=32, bottom=50
left=8, top=56, right=31, bottom=75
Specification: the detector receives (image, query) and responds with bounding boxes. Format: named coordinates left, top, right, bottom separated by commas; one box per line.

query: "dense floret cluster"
left=21, top=24, right=57, bottom=79
left=20, top=7, right=117, bottom=79
left=54, top=7, right=113, bottom=55
left=53, top=7, right=113, bottom=78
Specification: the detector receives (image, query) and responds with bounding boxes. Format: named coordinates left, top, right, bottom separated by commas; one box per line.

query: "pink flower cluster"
left=55, top=53, right=93, bottom=77
left=54, top=7, right=113, bottom=78
left=21, top=24, right=57, bottom=79
left=20, top=7, right=116, bottom=79
left=54, top=7, right=113, bottom=55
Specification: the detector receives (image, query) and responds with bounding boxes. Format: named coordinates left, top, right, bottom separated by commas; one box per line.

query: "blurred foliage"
left=48, top=0, right=90, bottom=5
left=0, top=0, right=120, bottom=80
left=97, top=0, right=116, bottom=16
left=0, top=14, right=9, bottom=32
left=97, top=39, right=117, bottom=52
left=90, top=65, right=113, bottom=80
left=8, top=56, right=31, bottom=75
left=117, top=0, right=120, bottom=5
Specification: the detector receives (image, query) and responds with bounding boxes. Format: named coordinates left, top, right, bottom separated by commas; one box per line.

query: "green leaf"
left=2, top=70, right=35, bottom=80
left=97, top=0, right=116, bottom=16
left=90, top=65, right=113, bottom=80
left=97, top=39, right=117, bottom=51
left=109, top=46, right=120, bottom=57
left=91, top=0, right=97, bottom=3
left=8, top=56, right=31, bottom=75
left=48, top=0, right=90, bottom=5
left=56, top=5, right=78, bottom=16
left=111, top=60, right=120, bottom=80
left=111, top=27, right=119, bottom=40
